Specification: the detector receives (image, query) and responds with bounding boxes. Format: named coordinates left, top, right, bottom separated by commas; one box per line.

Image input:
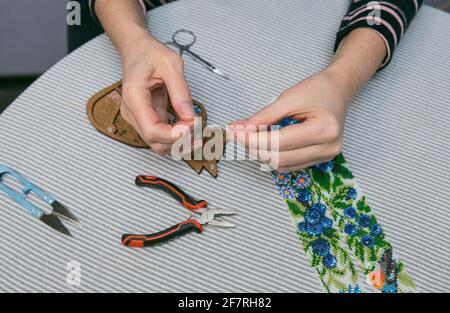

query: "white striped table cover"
left=0, top=0, right=449, bottom=292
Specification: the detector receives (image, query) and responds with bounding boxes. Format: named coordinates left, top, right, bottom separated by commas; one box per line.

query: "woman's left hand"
left=230, top=67, right=353, bottom=172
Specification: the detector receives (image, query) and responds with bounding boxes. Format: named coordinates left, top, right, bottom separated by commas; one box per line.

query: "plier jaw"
left=122, top=176, right=237, bottom=248
left=195, top=209, right=236, bottom=228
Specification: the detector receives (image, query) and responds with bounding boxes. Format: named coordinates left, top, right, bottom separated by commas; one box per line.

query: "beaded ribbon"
left=272, top=118, right=416, bottom=293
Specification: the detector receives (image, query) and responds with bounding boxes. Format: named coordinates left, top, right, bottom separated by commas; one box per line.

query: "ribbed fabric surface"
left=0, top=0, right=449, bottom=292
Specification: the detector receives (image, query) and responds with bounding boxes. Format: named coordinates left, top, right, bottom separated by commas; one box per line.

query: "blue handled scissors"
left=0, top=165, right=80, bottom=236
left=166, top=29, right=229, bottom=80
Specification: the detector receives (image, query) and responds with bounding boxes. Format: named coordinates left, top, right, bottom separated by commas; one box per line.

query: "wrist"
left=324, top=28, right=387, bottom=102
left=117, top=25, right=158, bottom=59
left=320, top=63, right=355, bottom=111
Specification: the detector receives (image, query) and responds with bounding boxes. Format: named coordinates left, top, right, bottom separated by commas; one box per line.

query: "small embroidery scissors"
left=0, top=165, right=80, bottom=236
left=122, top=176, right=236, bottom=248
left=166, top=29, right=229, bottom=80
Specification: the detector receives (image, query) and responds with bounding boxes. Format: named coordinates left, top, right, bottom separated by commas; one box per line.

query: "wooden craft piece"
left=86, top=81, right=225, bottom=178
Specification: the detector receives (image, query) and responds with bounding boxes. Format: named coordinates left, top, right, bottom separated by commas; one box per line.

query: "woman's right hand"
left=119, top=33, right=195, bottom=156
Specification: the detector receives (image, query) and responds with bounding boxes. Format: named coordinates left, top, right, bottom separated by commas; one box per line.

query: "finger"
left=245, top=146, right=325, bottom=173
left=275, top=120, right=324, bottom=150
left=231, top=125, right=274, bottom=151
left=151, top=86, right=170, bottom=123
left=150, top=143, right=172, bottom=156
left=231, top=120, right=321, bottom=152
left=277, top=159, right=326, bottom=173
left=120, top=102, right=140, bottom=132
left=231, top=96, right=293, bottom=128
left=171, top=133, right=202, bottom=159
left=122, top=98, right=175, bottom=149
left=124, top=86, right=180, bottom=144
left=274, top=145, right=332, bottom=168
left=161, top=65, right=195, bottom=121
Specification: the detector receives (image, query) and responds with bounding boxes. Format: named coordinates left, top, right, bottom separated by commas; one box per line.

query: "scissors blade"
left=40, top=214, right=72, bottom=236
left=212, top=68, right=229, bottom=80
left=186, top=50, right=230, bottom=80
left=51, top=201, right=80, bottom=225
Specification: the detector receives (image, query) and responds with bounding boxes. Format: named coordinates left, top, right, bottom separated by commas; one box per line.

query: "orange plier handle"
left=121, top=176, right=208, bottom=248
left=122, top=219, right=204, bottom=248
left=135, top=176, right=208, bottom=211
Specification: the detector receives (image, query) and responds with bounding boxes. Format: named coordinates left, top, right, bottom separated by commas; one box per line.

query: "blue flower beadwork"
left=344, top=206, right=357, bottom=219
left=296, top=189, right=312, bottom=203
left=370, top=224, right=382, bottom=236
left=314, top=161, right=334, bottom=173
left=361, top=235, right=374, bottom=248
left=294, top=172, right=311, bottom=189
left=346, top=187, right=357, bottom=200
left=358, top=214, right=371, bottom=228
left=344, top=223, right=357, bottom=236
left=312, top=238, right=330, bottom=257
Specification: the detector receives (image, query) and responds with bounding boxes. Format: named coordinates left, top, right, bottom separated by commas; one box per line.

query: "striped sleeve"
left=335, top=0, right=424, bottom=70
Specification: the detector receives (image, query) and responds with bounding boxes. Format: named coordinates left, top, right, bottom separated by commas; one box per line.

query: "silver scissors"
left=166, top=29, right=229, bottom=80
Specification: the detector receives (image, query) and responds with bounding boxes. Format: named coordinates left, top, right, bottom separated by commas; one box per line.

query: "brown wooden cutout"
left=86, top=81, right=225, bottom=178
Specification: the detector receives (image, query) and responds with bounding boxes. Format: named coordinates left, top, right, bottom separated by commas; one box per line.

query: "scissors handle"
left=166, top=30, right=228, bottom=79
left=0, top=165, right=54, bottom=218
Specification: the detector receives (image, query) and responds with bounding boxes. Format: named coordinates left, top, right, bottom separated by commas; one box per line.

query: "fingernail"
left=180, top=103, right=196, bottom=119
left=229, top=120, right=247, bottom=129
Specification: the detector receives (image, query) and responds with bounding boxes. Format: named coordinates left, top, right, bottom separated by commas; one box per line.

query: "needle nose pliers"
left=122, top=176, right=236, bottom=248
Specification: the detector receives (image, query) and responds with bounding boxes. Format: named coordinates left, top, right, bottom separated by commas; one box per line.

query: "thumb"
left=162, top=68, right=195, bottom=121
left=231, top=97, right=291, bottom=130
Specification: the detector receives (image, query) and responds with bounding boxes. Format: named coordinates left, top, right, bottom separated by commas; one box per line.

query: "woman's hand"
left=95, top=0, right=196, bottom=155
left=230, top=28, right=386, bottom=172
left=120, top=34, right=195, bottom=155
left=230, top=67, right=352, bottom=172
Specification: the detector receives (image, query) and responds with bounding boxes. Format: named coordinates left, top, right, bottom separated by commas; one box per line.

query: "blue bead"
left=296, top=189, right=312, bottom=203
left=298, top=221, right=307, bottom=233
left=344, top=207, right=356, bottom=219
left=273, top=172, right=291, bottom=185
left=322, top=254, right=337, bottom=269
left=361, top=235, right=374, bottom=248
left=295, top=173, right=311, bottom=188
left=315, top=161, right=334, bottom=173
left=382, top=284, right=397, bottom=293
left=321, top=217, right=332, bottom=229
left=370, top=224, right=383, bottom=236
left=344, top=223, right=357, bottom=236
left=340, top=285, right=362, bottom=293
left=278, top=117, right=299, bottom=128
left=358, top=214, right=371, bottom=228
left=311, top=203, right=327, bottom=216
left=307, top=224, right=323, bottom=236
left=312, top=238, right=330, bottom=257
left=194, top=105, right=202, bottom=114
left=346, top=188, right=357, bottom=200
left=305, top=208, right=322, bottom=224
left=279, top=185, right=295, bottom=200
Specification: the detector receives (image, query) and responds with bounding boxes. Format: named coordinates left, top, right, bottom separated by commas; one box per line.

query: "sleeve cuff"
left=334, top=1, right=411, bottom=71
left=334, top=22, right=394, bottom=71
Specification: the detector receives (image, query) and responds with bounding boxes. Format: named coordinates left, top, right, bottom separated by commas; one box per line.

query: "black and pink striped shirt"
left=89, top=0, right=423, bottom=70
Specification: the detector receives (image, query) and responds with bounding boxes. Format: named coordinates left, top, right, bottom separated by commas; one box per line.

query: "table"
left=0, top=0, right=449, bottom=292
